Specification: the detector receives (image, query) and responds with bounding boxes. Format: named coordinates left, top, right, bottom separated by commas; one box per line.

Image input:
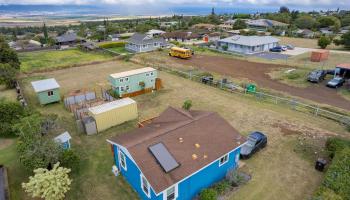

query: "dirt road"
left=172, top=55, right=350, bottom=111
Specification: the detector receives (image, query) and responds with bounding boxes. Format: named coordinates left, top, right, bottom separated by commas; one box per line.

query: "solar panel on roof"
left=149, top=143, right=179, bottom=173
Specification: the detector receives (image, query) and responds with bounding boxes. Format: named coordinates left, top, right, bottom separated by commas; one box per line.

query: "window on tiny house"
left=125, top=85, right=129, bottom=91
left=119, top=151, right=127, bottom=171
left=150, top=72, right=154, bottom=76
left=141, top=175, right=150, bottom=197
left=120, top=78, right=124, bottom=83
left=125, top=77, right=129, bottom=82
left=219, top=154, right=229, bottom=166
left=47, top=91, right=54, bottom=96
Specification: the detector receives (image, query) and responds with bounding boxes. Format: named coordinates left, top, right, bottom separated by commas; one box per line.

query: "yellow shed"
left=88, top=98, right=138, bottom=132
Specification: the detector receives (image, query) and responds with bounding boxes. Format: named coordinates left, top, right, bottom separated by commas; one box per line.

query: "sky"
left=0, top=0, right=349, bottom=9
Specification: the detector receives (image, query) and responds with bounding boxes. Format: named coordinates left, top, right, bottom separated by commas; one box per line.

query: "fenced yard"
left=1, top=59, right=349, bottom=200
left=158, top=66, right=350, bottom=127
left=19, top=48, right=114, bottom=73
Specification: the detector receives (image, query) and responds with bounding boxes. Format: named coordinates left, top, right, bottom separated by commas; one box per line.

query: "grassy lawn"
left=19, top=49, right=114, bottom=73
left=106, top=47, right=129, bottom=54
left=3, top=59, right=349, bottom=200
left=0, top=85, right=17, bottom=101
left=276, top=36, right=345, bottom=51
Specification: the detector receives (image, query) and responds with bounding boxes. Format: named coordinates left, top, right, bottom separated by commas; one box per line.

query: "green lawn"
left=106, top=47, right=129, bottom=55
left=19, top=49, right=113, bottom=73
left=0, top=85, right=17, bottom=101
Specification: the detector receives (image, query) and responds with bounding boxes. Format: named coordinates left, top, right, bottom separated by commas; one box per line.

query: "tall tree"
left=43, top=23, right=48, bottom=44
left=211, top=7, right=215, bottom=15
left=279, top=6, right=290, bottom=14
left=22, top=162, right=72, bottom=200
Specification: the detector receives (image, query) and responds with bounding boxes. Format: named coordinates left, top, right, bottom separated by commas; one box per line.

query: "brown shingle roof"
left=109, top=107, right=246, bottom=194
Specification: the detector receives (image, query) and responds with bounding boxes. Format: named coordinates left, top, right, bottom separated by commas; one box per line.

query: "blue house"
left=107, top=107, right=246, bottom=200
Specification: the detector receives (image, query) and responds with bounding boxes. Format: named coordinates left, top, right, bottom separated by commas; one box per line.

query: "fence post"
left=315, top=106, right=319, bottom=116
left=275, top=96, right=278, bottom=104
left=189, top=71, right=192, bottom=80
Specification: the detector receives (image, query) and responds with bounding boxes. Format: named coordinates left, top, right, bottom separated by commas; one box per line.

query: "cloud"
left=0, top=0, right=349, bottom=8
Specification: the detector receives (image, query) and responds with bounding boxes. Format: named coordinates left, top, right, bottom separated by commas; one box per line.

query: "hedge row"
left=313, top=138, right=350, bottom=200
left=98, top=41, right=126, bottom=49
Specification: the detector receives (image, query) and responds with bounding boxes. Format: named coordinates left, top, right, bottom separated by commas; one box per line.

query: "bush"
left=59, top=149, right=80, bottom=172
left=199, top=188, right=217, bottom=200
left=182, top=99, right=192, bottom=111
left=286, top=72, right=301, bottom=80
left=318, top=36, right=331, bottom=49
left=0, top=99, right=29, bottom=137
left=313, top=138, right=350, bottom=200
left=213, top=180, right=230, bottom=195
left=226, top=170, right=244, bottom=187
left=325, top=137, right=350, bottom=158
left=98, top=41, right=126, bottom=49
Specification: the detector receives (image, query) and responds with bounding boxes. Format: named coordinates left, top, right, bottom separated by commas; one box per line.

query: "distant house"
left=163, top=31, right=200, bottom=43
left=223, top=19, right=237, bottom=27
left=217, top=35, right=280, bottom=54
left=31, top=78, right=60, bottom=105
left=191, top=23, right=216, bottom=31
left=218, top=24, right=232, bottom=30
left=160, top=21, right=178, bottom=28
left=146, top=29, right=166, bottom=37
left=109, top=67, right=158, bottom=98
left=296, top=29, right=315, bottom=38
left=202, top=32, right=221, bottom=43
left=8, top=40, right=42, bottom=51
left=81, top=41, right=98, bottom=51
left=246, top=19, right=288, bottom=31
left=109, top=34, right=120, bottom=41
left=107, top=107, right=246, bottom=200
left=54, top=131, right=72, bottom=150
left=56, top=32, right=82, bottom=46
left=125, top=33, right=167, bottom=53
left=320, top=28, right=334, bottom=35
left=340, top=27, right=350, bottom=34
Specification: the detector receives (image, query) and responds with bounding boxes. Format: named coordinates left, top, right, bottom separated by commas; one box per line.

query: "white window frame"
left=119, top=150, right=127, bottom=171
left=163, top=184, right=178, bottom=200
left=140, top=174, right=151, bottom=198
left=219, top=154, right=229, bottom=167
left=125, top=85, right=129, bottom=91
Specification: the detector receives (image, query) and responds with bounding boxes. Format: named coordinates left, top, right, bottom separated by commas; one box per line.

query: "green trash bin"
left=246, top=84, right=256, bottom=93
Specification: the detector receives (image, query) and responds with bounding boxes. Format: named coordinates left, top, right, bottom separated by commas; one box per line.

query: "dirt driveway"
left=171, top=55, right=350, bottom=111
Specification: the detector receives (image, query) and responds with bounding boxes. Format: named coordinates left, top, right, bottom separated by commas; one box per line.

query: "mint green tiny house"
left=109, top=67, right=157, bottom=98
left=31, top=78, right=61, bottom=105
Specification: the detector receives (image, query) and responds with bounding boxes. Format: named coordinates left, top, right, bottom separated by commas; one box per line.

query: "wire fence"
left=158, top=66, right=350, bottom=127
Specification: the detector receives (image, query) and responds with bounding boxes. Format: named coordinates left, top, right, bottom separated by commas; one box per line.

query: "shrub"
left=325, top=137, right=350, bottom=158
left=99, top=41, right=126, bottom=49
left=222, top=45, right=228, bottom=51
left=286, top=72, right=301, bottom=80
left=213, top=180, right=230, bottom=195
left=182, top=100, right=192, bottom=111
left=199, top=188, right=217, bottom=200
left=59, top=149, right=80, bottom=172
left=313, top=138, right=350, bottom=200
left=318, top=36, right=331, bottom=49
left=0, top=99, right=29, bottom=137
left=226, top=170, right=244, bottom=187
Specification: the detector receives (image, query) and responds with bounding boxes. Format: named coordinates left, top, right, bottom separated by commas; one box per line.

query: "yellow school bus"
left=169, top=47, right=192, bottom=59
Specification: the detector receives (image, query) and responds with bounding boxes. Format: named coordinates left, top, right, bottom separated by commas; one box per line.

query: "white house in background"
left=146, top=29, right=166, bottom=37
left=217, top=35, right=279, bottom=54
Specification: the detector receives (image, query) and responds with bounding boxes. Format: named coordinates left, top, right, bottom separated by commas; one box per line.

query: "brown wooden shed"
left=310, top=50, right=329, bottom=62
